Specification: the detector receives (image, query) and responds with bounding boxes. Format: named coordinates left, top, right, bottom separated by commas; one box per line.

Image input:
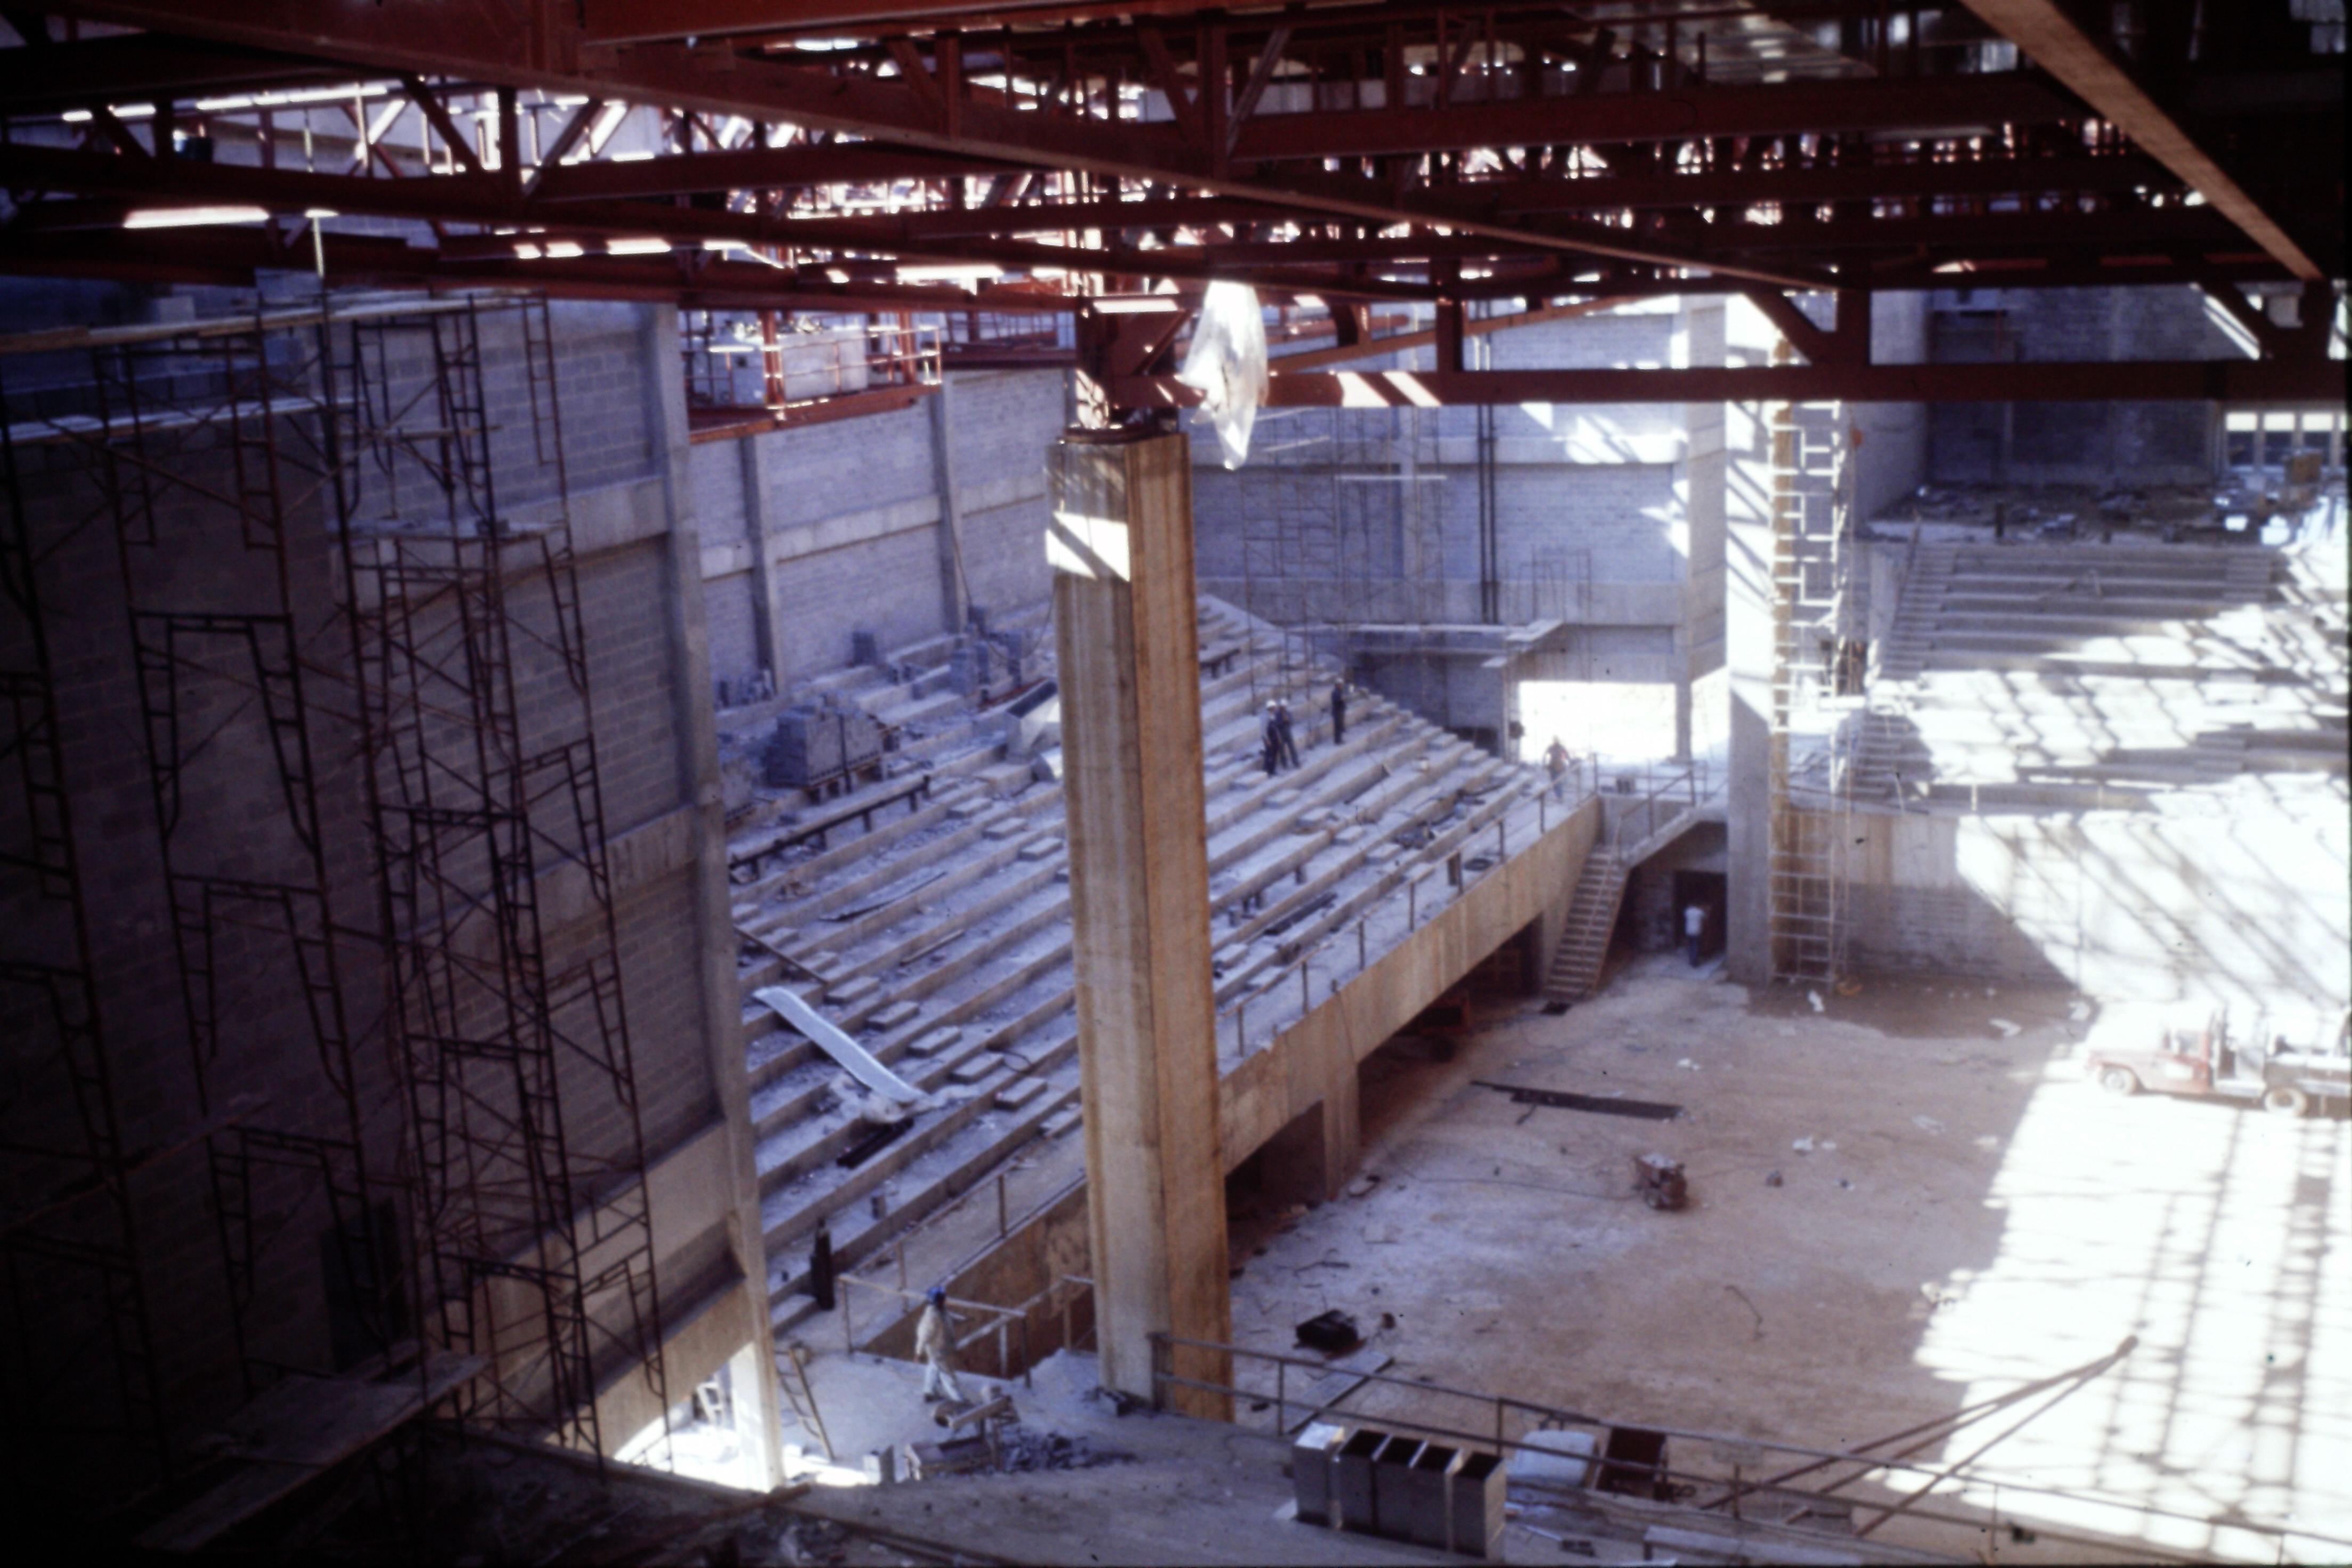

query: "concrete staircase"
left=1541, top=848, right=1626, bottom=1006
left=727, top=595, right=1550, bottom=1338
left=1857, top=538, right=2344, bottom=810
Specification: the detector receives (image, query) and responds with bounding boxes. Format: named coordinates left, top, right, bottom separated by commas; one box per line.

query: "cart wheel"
left=2263, top=1087, right=2310, bottom=1118
left=2100, top=1067, right=2139, bottom=1096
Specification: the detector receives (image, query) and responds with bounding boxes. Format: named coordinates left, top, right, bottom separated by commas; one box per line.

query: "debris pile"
left=989, top=1428, right=1136, bottom=1474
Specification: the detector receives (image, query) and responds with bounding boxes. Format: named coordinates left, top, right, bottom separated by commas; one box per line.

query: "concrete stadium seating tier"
left=1854, top=540, right=2347, bottom=812
left=727, top=597, right=1543, bottom=1338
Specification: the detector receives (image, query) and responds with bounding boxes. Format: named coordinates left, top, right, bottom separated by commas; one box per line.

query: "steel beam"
left=1107, top=359, right=2345, bottom=407
left=530, top=143, right=1027, bottom=201
left=1958, top=0, right=2323, bottom=280
left=0, top=32, right=347, bottom=110
left=34, top=5, right=1884, bottom=286
left=0, top=142, right=1434, bottom=299
left=1227, top=75, right=2072, bottom=163
left=0, top=225, right=1079, bottom=312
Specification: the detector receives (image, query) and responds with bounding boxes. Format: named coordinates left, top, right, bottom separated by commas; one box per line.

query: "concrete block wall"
left=690, top=368, right=1065, bottom=697
left=1925, top=285, right=2227, bottom=487
left=1833, top=795, right=2352, bottom=1009
left=0, top=291, right=783, bottom=1496
left=3, top=420, right=403, bottom=1464
left=1193, top=299, right=1736, bottom=763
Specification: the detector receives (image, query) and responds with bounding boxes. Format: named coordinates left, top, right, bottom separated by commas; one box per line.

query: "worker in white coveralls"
left=916, top=1285, right=967, bottom=1403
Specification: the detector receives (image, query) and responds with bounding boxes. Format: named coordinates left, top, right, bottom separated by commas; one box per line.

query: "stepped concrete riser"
left=736, top=589, right=1585, bottom=1330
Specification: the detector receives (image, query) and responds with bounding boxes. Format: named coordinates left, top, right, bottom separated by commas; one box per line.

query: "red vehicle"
left=2087, top=1003, right=2350, bottom=1117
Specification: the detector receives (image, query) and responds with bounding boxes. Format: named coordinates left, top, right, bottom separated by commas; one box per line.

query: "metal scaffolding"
left=85, top=309, right=394, bottom=1402
left=1765, top=395, right=1857, bottom=987
left=0, top=289, right=674, bottom=1494
left=1232, top=402, right=1448, bottom=703
left=0, top=357, right=171, bottom=1497
left=325, top=294, right=673, bottom=1462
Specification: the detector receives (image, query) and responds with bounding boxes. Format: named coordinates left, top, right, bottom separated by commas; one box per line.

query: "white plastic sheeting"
left=753, top=985, right=925, bottom=1104
left=1177, top=280, right=1269, bottom=469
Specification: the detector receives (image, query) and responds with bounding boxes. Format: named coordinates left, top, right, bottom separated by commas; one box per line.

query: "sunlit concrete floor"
left=1223, top=953, right=2351, bottom=1564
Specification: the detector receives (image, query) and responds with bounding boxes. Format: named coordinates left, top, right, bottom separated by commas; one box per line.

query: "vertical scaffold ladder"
left=1766, top=398, right=1848, bottom=986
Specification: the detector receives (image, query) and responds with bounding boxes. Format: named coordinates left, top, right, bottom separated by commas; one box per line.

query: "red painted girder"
left=532, top=144, right=1029, bottom=200
left=47, top=5, right=1832, bottom=287
left=54, top=1, right=555, bottom=77
left=1698, top=205, right=2240, bottom=257
left=1958, top=0, right=2323, bottom=281
left=1473, top=155, right=2178, bottom=217
left=0, top=223, right=1082, bottom=311
left=577, top=0, right=1223, bottom=46
left=1227, top=75, right=2077, bottom=162
left=0, top=32, right=353, bottom=110
left=1112, top=359, right=2347, bottom=406
left=0, top=141, right=1447, bottom=298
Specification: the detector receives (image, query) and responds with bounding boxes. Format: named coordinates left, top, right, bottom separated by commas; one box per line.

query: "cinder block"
left=949, top=1057, right=998, bottom=1087
left=904, top=1026, right=963, bottom=1057
left=867, top=999, right=920, bottom=1031
left=994, top=1076, right=1047, bottom=1111
left=826, top=975, right=880, bottom=1007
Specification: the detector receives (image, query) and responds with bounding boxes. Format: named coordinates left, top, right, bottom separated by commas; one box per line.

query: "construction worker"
left=1684, top=902, right=1706, bottom=967
left=1260, top=701, right=1283, bottom=776
left=1329, top=680, right=1349, bottom=746
left=1543, top=737, right=1571, bottom=800
left=1272, top=699, right=1302, bottom=770
left=916, top=1285, right=966, bottom=1404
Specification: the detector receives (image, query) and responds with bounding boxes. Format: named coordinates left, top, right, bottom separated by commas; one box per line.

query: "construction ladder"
left=778, top=1340, right=834, bottom=1461
left=1765, top=399, right=1851, bottom=987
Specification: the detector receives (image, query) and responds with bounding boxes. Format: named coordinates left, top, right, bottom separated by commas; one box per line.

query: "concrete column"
left=1317, top=1045, right=1361, bottom=1199
left=929, top=378, right=970, bottom=634
left=1724, top=397, right=1775, bottom=989
left=638, top=305, right=788, bottom=1485
left=739, top=431, right=783, bottom=688
left=1048, top=427, right=1232, bottom=1419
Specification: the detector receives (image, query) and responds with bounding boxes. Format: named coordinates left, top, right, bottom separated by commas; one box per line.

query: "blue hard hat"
left=926, top=1285, right=946, bottom=1305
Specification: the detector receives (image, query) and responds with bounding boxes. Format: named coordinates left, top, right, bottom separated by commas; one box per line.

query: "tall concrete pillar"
left=929, top=378, right=970, bottom=634
left=1048, top=427, right=1232, bottom=1419
left=638, top=305, right=787, bottom=1485
left=1724, top=397, right=1776, bottom=989
left=740, top=432, right=783, bottom=688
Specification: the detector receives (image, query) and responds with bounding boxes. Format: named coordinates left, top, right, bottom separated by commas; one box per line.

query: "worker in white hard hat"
left=916, top=1285, right=967, bottom=1404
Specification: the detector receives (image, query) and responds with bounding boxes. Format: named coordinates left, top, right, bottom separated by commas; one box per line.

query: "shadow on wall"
left=1834, top=788, right=2350, bottom=1009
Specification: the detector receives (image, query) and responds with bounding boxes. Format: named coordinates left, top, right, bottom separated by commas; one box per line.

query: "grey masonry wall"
left=1832, top=798, right=2351, bottom=1011
left=1926, top=284, right=2230, bottom=487
left=1192, top=299, right=1734, bottom=762
left=0, top=286, right=781, bottom=1496
left=690, top=368, right=1067, bottom=703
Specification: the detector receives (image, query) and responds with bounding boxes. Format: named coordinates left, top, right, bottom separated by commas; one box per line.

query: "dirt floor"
left=1223, top=951, right=2352, bottom=1564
